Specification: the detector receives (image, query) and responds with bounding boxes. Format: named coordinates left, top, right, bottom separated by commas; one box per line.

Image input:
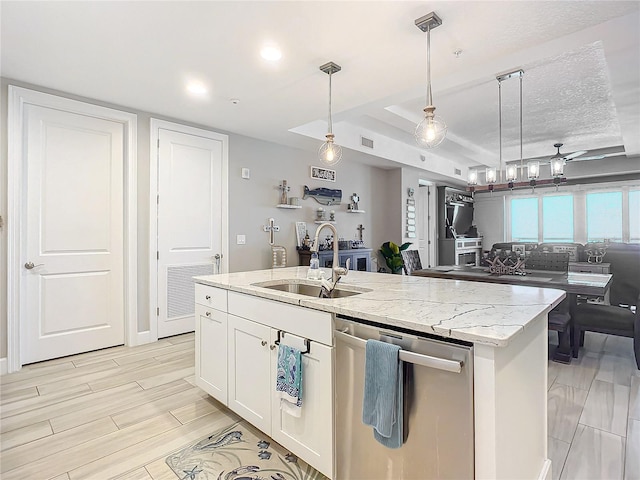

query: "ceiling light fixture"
left=550, top=143, right=566, bottom=178
left=318, top=61, right=342, bottom=166
left=260, top=46, right=282, bottom=62
left=414, top=12, right=447, bottom=149
left=186, top=82, right=207, bottom=96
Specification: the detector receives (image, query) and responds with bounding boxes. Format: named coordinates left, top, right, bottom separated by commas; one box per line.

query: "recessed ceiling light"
left=186, top=82, right=207, bottom=96
left=260, top=46, right=282, bottom=62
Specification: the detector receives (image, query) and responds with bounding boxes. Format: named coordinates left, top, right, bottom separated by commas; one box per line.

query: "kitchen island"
left=194, top=267, right=565, bottom=480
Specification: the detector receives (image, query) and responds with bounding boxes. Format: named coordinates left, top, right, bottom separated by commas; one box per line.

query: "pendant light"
left=414, top=12, right=447, bottom=148
left=550, top=143, right=566, bottom=178
left=318, top=62, right=342, bottom=166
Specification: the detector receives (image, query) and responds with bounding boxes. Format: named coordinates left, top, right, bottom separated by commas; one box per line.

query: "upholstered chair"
left=401, top=250, right=423, bottom=276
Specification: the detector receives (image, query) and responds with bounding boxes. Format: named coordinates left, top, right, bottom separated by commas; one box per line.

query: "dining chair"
left=571, top=243, right=640, bottom=369
left=401, top=250, right=423, bottom=275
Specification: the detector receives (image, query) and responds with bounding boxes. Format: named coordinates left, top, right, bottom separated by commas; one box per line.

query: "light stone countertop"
left=194, top=266, right=565, bottom=347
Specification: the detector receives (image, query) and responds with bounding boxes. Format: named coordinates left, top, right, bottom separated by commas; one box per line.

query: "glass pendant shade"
left=550, top=156, right=566, bottom=177
left=467, top=169, right=478, bottom=185
left=486, top=167, right=498, bottom=184
left=505, top=164, right=518, bottom=182
left=318, top=134, right=343, bottom=166
left=415, top=107, right=447, bottom=148
left=527, top=160, right=540, bottom=180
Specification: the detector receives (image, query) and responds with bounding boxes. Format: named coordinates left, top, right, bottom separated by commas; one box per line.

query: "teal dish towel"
left=275, top=344, right=303, bottom=417
left=362, top=339, right=403, bottom=448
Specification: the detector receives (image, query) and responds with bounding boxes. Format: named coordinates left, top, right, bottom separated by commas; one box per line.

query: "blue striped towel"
left=275, top=344, right=303, bottom=417
left=362, top=339, right=403, bottom=448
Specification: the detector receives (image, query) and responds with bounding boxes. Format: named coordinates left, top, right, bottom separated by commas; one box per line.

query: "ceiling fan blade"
left=567, top=154, right=606, bottom=162
left=563, top=150, right=588, bottom=160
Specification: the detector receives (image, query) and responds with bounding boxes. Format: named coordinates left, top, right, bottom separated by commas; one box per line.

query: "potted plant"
left=379, top=241, right=412, bottom=274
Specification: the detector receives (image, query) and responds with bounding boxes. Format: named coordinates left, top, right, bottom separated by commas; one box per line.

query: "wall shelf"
left=276, top=204, right=302, bottom=209
left=314, top=220, right=336, bottom=224
left=347, top=209, right=366, bottom=213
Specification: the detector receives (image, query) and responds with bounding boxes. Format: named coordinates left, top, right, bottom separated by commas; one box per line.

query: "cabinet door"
left=228, top=314, right=272, bottom=434
left=338, top=253, right=353, bottom=269
left=352, top=252, right=370, bottom=271
left=195, top=304, right=228, bottom=405
left=270, top=332, right=334, bottom=478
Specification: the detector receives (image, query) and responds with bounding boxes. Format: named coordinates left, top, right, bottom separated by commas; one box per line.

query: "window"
left=586, top=191, right=622, bottom=242
left=630, top=190, right=640, bottom=243
left=511, top=197, right=538, bottom=242
left=542, top=195, right=573, bottom=242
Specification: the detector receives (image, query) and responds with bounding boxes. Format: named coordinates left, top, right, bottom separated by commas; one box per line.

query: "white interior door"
left=22, top=104, right=125, bottom=364
left=156, top=127, right=224, bottom=338
left=418, top=185, right=430, bottom=268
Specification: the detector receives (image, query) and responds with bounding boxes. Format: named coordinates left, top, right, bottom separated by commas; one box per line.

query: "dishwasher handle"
left=335, top=330, right=463, bottom=374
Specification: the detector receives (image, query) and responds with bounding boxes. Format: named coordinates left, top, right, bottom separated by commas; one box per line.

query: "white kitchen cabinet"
left=227, top=313, right=273, bottom=434
left=195, top=286, right=335, bottom=478
left=270, top=329, right=334, bottom=478
left=195, top=288, right=228, bottom=406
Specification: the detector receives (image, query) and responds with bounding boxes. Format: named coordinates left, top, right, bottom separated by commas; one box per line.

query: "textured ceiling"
left=2, top=1, right=639, bottom=183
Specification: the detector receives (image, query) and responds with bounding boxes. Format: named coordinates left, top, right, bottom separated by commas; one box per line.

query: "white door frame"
left=149, top=118, right=229, bottom=341
left=7, top=86, right=138, bottom=373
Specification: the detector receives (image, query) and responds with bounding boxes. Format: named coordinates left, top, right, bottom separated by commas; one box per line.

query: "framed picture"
left=310, top=166, right=336, bottom=182
left=295, top=221, right=307, bottom=247
left=512, top=244, right=526, bottom=257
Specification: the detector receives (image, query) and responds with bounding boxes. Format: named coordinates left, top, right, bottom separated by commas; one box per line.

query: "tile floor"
left=0, top=331, right=638, bottom=479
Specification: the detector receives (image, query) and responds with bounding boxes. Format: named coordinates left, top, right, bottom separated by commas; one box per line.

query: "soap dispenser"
left=307, top=252, right=320, bottom=280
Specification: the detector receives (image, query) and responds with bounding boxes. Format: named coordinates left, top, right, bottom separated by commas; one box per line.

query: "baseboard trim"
left=0, top=357, right=8, bottom=376
left=538, top=459, right=552, bottom=480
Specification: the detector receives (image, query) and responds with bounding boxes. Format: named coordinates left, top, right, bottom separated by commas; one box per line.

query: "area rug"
left=166, top=421, right=328, bottom=480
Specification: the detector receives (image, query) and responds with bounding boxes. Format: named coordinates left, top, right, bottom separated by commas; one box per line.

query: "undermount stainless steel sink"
left=252, top=280, right=370, bottom=299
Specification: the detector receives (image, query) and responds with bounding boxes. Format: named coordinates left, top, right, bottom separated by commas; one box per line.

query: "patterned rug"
left=166, top=421, right=328, bottom=480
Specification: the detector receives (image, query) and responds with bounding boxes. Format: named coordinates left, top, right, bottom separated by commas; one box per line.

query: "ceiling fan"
left=550, top=143, right=587, bottom=163
left=550, top=142, right=624, bottom=163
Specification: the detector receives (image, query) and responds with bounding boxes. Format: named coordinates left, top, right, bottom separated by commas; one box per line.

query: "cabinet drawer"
left=195, top=283, right=227, bottom=310
left=228, top=291, right=332, bottom=346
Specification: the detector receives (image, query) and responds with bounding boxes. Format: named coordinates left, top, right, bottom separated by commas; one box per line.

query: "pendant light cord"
left=327, top=71, right=333, bottom=134
left=426, top=25, right=432, bottom=106
left=519, top=73, right=523, bottom=172
left=498, top=79, right=503, bottom=182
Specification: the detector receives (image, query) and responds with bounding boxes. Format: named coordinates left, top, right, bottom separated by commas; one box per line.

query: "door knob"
left=24, top=262, right=44, bottom=270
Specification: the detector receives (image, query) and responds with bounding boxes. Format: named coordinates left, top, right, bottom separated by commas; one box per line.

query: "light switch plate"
left=236, top=234, right=246, bottom=245
left=241, top=168, right=250, bottom=179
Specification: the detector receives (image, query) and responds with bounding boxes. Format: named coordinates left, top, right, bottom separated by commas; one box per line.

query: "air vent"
left=361, top=136, right=374, bottom=149
left=454, top=168, right=462, bottom=176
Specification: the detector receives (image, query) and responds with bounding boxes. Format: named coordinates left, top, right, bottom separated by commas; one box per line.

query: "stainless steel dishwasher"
left=334, top=316, right=474, bottom=480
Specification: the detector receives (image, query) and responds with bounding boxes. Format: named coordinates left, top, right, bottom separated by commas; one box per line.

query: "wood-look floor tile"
left=51, top=474, right=70, bottom=480
left=2, top=413, right=180, bottom=480
left=1, top=361, right=76, bottom=386
left=67, top=410, right=236, bottom=480
left=153, top=347, right=194, bottom=364
left=170, top=396, right=220, bottom=425
left=579, top=379, right=629, bottom=436
left=88, top=357, right=193, bottom=391
left=136, top=365, right=194, bottom=390
left=560, top=425, right=624, bottom=480
left=0, top=360, right=118, bottom=395
left=0, top=420, right=52, bottom=451
left=630, top=374, right=640, bottom=421
left=583, top=332, right=608, bottom=353
left=595, top=353, right=636, bottom=386
left=548, top=383, right=589, bottom=443
left=114, top=467, right=153, bottom=480
left=0, top=386, right=39, bottom=405
left=111, top=386, right=208, bottom=429
left=548, top=436, right=570, bottom=480
left=50, top=379, right=193, bottom=433
left=555, top=352, right=600, bottom=391
left=144, top=458, right=182, bottom=480
left=603, top=335, right=635, bottom=358
left=36, top=357, right=159, bottom=396
left=70, top=339, right=174, bottom=368
left=0, top=382, right=141, bottom=434
left=626, top=419, right=640, bottom=480
left=165, top=332, right=194, bottom=345
left=0, top=417, right=118, bottom=473
left=113, top=340, right=193, bottom=366
left=1, top=383, right=92, bottom=419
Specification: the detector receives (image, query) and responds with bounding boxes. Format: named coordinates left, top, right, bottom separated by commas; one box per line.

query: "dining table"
left=412, top=265, right=613, bottom=363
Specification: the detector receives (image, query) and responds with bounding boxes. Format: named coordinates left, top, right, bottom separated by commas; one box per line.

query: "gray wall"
left=0, top=78, right=396, bottom=360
